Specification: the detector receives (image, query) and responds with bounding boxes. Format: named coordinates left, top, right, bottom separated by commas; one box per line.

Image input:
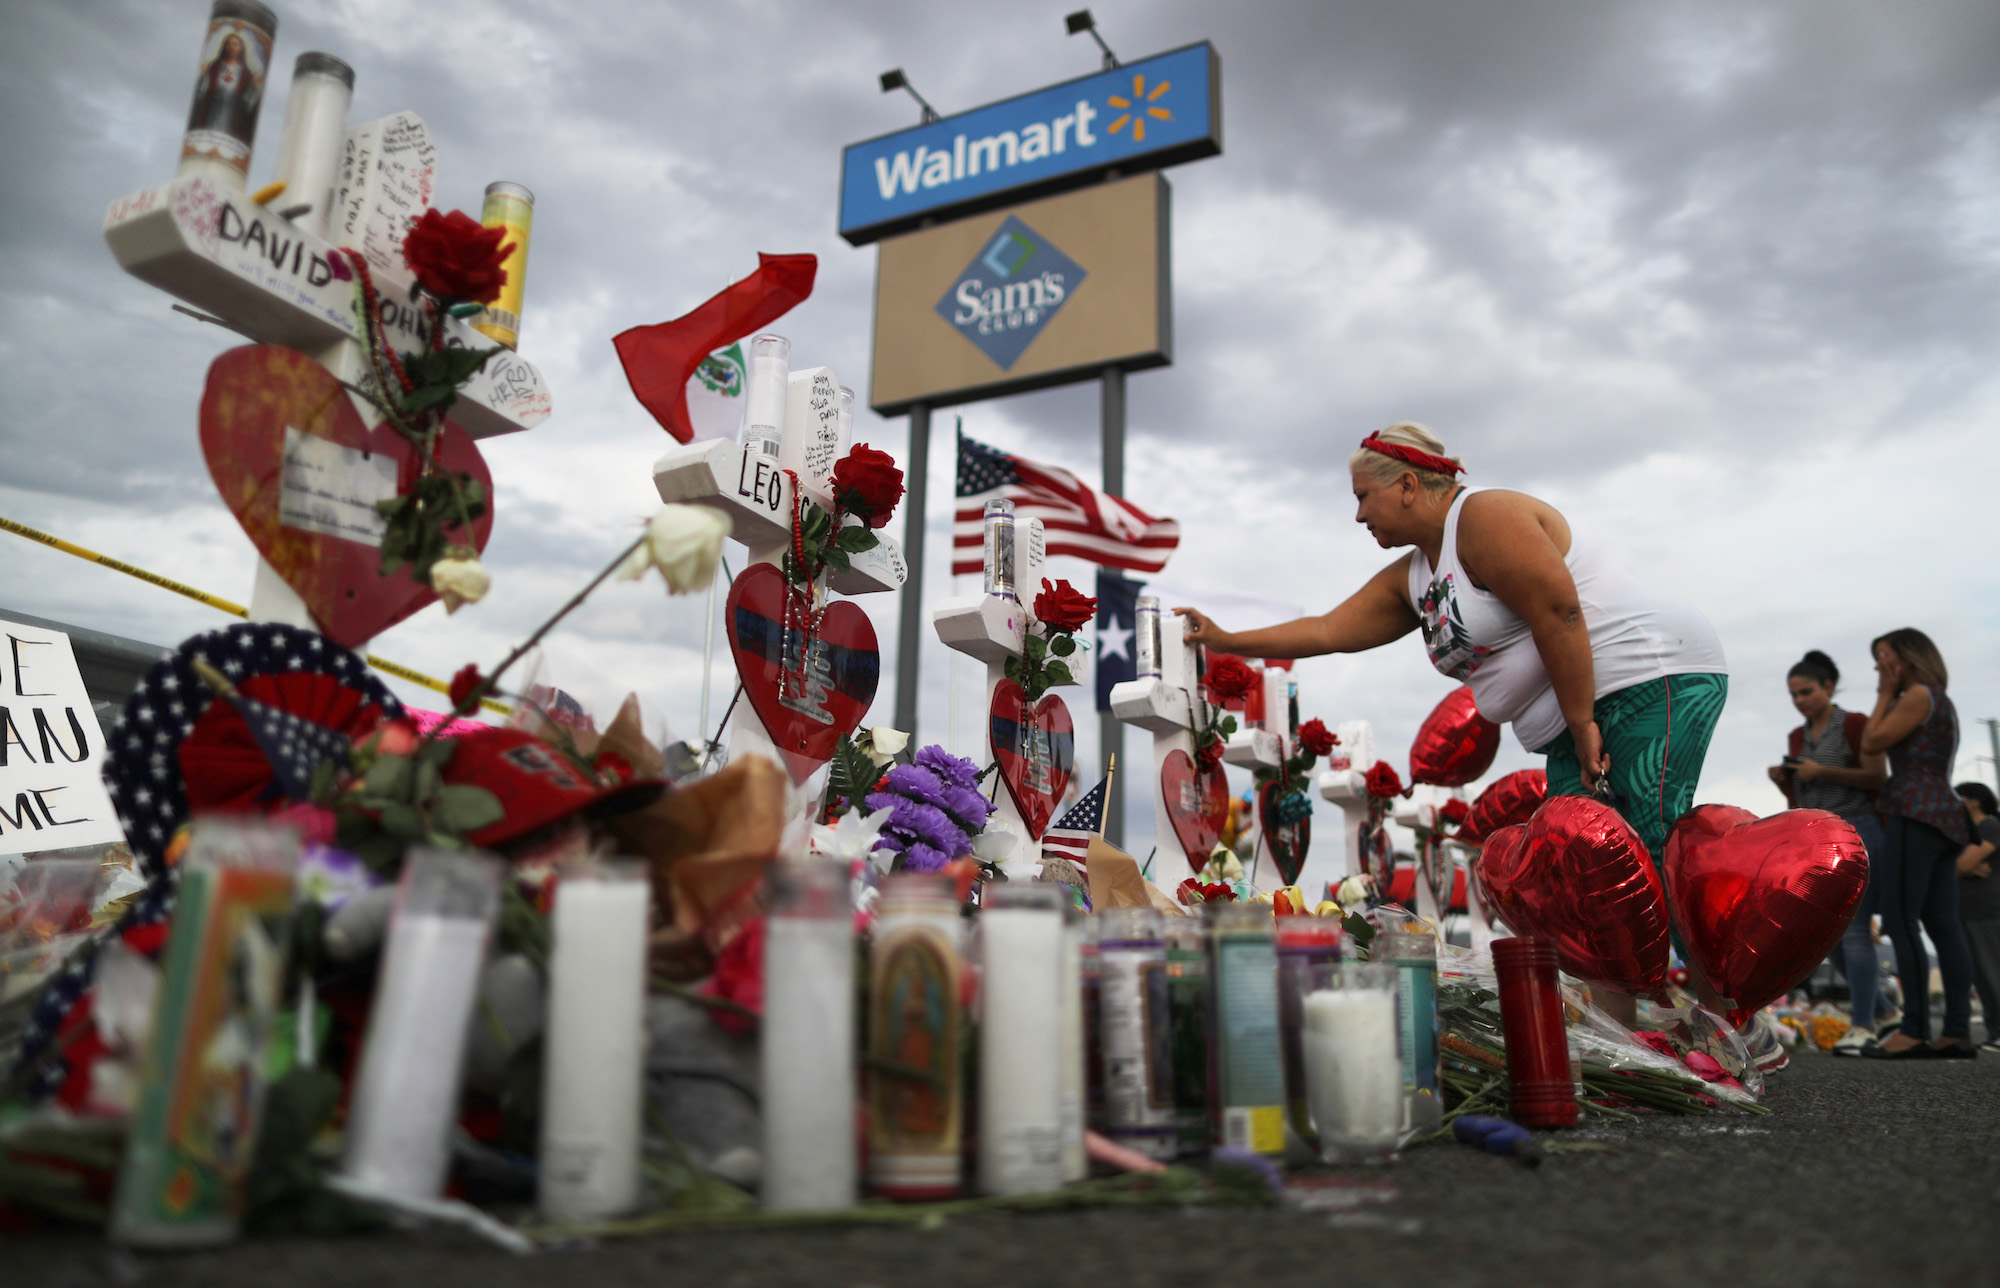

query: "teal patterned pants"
left=1536, top=673, right=1730, bottom=864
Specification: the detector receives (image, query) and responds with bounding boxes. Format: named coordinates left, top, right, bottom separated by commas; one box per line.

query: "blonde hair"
left=1348, top=422, right=1464, bottom=497
left=1871, top=627, right=1949, bottom=690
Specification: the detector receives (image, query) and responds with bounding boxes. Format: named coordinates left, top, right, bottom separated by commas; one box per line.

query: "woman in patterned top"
left=1767, top=651, right=1889, bottom=1054
left=1860, top=628, right=1977, bottom=1059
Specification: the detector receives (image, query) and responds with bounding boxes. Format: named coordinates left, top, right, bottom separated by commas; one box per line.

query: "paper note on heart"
left=725, top=562, right=880, bottom=783
left=1256, top=779, right=1311, bottom=888
left=988, top=679, right=1075, bottom=840
left=1161, top=749, right=1229, bottom=869
left=199, top=345, right=492, bottom=648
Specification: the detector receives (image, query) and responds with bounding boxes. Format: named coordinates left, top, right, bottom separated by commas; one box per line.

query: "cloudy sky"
left=3, top=0, right=1997, bottom=870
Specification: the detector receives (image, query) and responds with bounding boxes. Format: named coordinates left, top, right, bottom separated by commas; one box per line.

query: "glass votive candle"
left=1300, top=963, right=1403, bottom=1165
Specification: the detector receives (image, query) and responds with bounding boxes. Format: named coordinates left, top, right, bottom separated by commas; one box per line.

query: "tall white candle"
left=1058, top=910, right=1087, bottom=1182
left=1302, top=985, right=1402, bottom=1162
left=761, top=860, right=856, bottom=1211
left=271, top=53, right=353, bottom=238
left=539, top=868, right=650, bottom=1222
left=342, top=915, right=492, bottom=1198
left=978, top=887, right=1066, bottom=1196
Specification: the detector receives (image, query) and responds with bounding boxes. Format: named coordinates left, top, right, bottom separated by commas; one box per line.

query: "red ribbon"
left=1359, top=432, right=1463, bottom=477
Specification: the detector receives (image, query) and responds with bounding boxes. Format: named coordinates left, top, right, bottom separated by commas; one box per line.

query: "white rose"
left=862, top=726, right=910, bottom=766
left=619, top=505, right=731, bottom=595
left=430, top=555, right=490, bottom=614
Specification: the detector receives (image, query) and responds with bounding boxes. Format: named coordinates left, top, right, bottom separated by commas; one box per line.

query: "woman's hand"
left=1793, top=758, right=1823, bottom=785
left=1767, top=764, right=1791, bottom=789
left=1875, top=652, right=1906, bottom=698
left=1574, top=720, right=1610, bottom=791
left=1174, top=607, right=1226, bottom=649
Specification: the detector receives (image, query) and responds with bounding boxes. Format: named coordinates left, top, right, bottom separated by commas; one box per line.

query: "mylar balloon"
left=1663, top=804, right=1868, bottom=1026
left=1456, top=769, right=1549, bottom=845
left=1475, top=796, right=1671, bottom=996
left=1410, top=685, right=1501, bottom=787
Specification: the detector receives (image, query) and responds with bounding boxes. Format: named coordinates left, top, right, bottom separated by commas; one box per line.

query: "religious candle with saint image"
left=179, top=0, right=278, bottom=191
left=867, top=874, right=966, bottom=1199
left=1207, top=902, right=1285, bottom=1157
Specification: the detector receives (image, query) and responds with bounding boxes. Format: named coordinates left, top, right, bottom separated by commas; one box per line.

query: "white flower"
left=810, top=804, right=898, bottom=865
left=430, top=554, right=490, bottom=614
left=860, top=727, right=909, bottom=766
left=619, top=505, right=731, bottom=595
left=1336, top=874, right=1374, bottom=908
left=970, top=829, right=1018, bottom=865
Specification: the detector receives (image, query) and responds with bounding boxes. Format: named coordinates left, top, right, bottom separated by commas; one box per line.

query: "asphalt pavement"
left=14, top=1048, right=1999, bottom=1288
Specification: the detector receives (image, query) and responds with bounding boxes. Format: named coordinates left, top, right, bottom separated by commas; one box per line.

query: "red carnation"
left=402, top=208, right=513, bottom=304
left=1196, top=736, right=1224, bottom=771
left=1297, top=718, right=1337, bottom=757
left=1204, top=654, right=1260, bottom=703
left=1440, top=798, right=1471, bottom=826
left=1364, top=760, right=1405, bottom=799
left=449, top=663, right=485, bottom=710
left=831, top=443, right=905, bottom=528
left=1035, top=578, right=1097, bottom=633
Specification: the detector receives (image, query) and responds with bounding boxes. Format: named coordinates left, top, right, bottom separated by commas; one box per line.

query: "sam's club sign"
left=935, top=215, right=1086, bottom=370
left=839, top=41, right=1220, bottom=245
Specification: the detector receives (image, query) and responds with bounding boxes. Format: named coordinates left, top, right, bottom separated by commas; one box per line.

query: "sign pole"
left=894, top=401, right=932, bottom=739
left=1100, top=365, right=1126, bottom=846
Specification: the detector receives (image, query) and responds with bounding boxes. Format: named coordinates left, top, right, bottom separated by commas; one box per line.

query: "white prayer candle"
left=1301, top=972, right=1402, bottom=1164
left=539, top=866, right=650, bottom=1222
left=761, top=860, right=856, bottom=1211
left=1058, top=909, right=1088, bottom=1182
left=978, top=886, right=1066, bottom=1195
left=271, top=53, right=354, bottom=238
left=341, top=850, right=499, bottom=1200
left=743, top=333, right=790, bottom=436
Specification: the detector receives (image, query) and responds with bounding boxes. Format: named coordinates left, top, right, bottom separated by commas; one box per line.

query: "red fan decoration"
left=180, top=671, right=395, bottom=811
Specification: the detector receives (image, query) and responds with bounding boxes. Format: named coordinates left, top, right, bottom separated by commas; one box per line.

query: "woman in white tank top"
left=1177, top=423, right=1728, bottom=869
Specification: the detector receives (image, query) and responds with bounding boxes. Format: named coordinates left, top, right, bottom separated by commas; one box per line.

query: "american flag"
left=1041, top=773, right=1110, bottom=870
left=953, top=432, right=1179, bottom=576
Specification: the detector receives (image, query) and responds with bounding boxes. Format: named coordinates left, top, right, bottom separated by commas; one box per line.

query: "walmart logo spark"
left=1106, top=73, right=1173, bottom=143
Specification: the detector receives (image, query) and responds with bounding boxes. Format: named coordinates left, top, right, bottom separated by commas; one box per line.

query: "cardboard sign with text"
left=0, top=618, right=125, bottom=854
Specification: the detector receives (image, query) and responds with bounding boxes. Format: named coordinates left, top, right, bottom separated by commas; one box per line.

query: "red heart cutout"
left=199, top=345, right=493, bottom=649
left=1256, top=779, right=1312, bottom=887
left=987, top=679, right=1074, bottom=839
left=1456, top=769, right=1548, bottom=846
left=1160, top=748, right=1229, bottom=869
left=1475, top=795, right=1671, bottom=995
left=725, top=562, right=880, bottom=783
left=1410, top=685, right=1501, bottom=787
left=1664, top=804, right=1868, bottom=1025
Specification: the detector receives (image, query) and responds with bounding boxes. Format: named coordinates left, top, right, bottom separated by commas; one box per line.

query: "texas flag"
left=1094, top=570, right=1143, bottom=712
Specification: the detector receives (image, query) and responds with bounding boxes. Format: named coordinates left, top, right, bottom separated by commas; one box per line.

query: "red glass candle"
left=1491, top=937, right=1577, bottom=1128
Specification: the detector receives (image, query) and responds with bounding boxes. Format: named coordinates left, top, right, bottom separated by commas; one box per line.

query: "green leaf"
left=1023, top=635, right=1047, bottom=664
left=414, top=758, right=442, bottom=806
left=399, top=383, right=459, bottom=415
left=435, top=784, right=506, bottom=833
left=822, top=545, right=852, bottom=573
left=418, top=737, right=459, bottom=769
left=365, top=754, right=414, bottom=799
left=1220, top=715, right=1239, bottom=739
left=379, top=801, right=425, bottom=839
left=1043, top=660, right=1074, bottom=687
left=1004, top=656, right=1023, bottom=682
left=836, top=525, right=879, bottom=554
left=1049, top=635, right=1075, bottom=657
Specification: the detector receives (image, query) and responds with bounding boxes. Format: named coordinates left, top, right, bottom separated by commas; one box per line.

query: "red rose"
left=1440, top=798, right=1471, bottom=826
left=1201, top=881, right=1237, bottom=904
left=1196, top=736, right=1224, bottom=771
left=1297, top=718, right=1337, bottom=757
left=831, top=443, right=905, bottom=528
left=698, top=915, right=765, bottom=1037
left=594, top=750, right=635, bottom=785
left=1034, top=578, right=1097, bottom=633
left=1364, top=760, right=1405, bottom=799
left=1204, top=654, right=1260, bottom=703
left=402, top=208, right=513, bottom=304
left=449, top=663, right=485, bottom=710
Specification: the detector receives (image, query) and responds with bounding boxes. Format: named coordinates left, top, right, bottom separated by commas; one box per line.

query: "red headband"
left=1359, top=432, right=1464, bottom=477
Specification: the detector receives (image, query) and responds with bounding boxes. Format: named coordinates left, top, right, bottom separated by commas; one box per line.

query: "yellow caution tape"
left=0, top=514, right=510, bottom=716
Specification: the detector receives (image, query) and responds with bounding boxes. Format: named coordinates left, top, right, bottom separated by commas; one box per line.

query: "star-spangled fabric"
left=952, top=431, right=1180, bottom=575
left=6, top=623, right=401, bottom=1101
left=226, top=691, right=365, bottom=801
left=1041, top=774, right=1110, bottom=871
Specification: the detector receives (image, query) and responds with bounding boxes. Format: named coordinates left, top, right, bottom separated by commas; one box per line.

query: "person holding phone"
left=1768, top=651, right=1888, bottom=1054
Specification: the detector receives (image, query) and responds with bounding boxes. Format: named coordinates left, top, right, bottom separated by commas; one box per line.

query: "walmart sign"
left=839, top=42, right=1220, bottom=245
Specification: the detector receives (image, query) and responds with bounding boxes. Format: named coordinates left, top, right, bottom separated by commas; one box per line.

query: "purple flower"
left=899, top=842, right=950, bottom=873
left=915, top=744, right=980, bottom=789
left=1209, top=1146, right=1284, bottom=1197
left=939, top=784, right=995, bottom=831
left=879, top=763, right=948, bottom=807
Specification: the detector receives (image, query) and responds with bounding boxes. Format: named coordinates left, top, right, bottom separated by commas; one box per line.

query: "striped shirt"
left=1793, top=706, right=1873, bottom=817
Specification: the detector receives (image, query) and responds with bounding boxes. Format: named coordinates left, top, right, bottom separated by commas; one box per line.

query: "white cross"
left=1217, top=662, right=1320, bottom=895
left=104, top=105, right=551, bottom=652
left=1107, top=603, right=1206, bottom=889
left=929, top=504, right=1050, bottom=879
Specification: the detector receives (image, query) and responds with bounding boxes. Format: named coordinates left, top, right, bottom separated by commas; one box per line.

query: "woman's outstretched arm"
left=1175, top=557, right=1421, bottom=658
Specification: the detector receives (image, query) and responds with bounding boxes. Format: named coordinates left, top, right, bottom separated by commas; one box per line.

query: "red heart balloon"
left=1410, top=685, right=1501, bottom=787
left=988, top=679, right=1075, bottom=840
left=1160, top=748, right=1229, bottom=869
left=725, top=563, right=880, bottom=783
left=1256, top=779, right=1312, bottom=887
left=1456, top=769, right=1548, bottom=845
left=1664, top=804, right=1868, bottom=1025
left=1476, top=796, right=1670, bottom=995
left=199, top=345, right=493, bottom=649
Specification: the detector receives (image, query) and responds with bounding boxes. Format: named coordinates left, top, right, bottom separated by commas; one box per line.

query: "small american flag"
left=953, top=431, right=1179, bottom=575
left=1042, top=773, right=1111, bottom=870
